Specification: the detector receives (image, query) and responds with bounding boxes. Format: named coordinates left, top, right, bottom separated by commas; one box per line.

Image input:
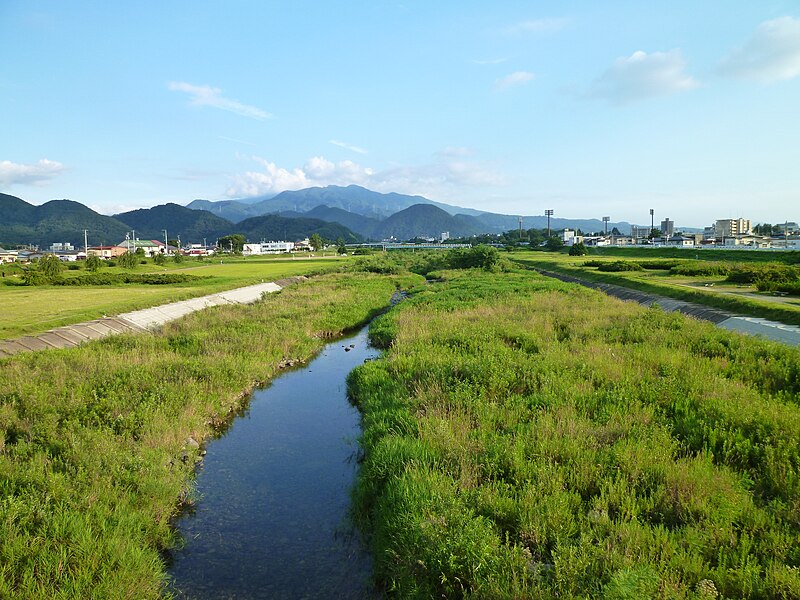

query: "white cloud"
left=719, top=17, right=800, bottom=83
left=495, top=71, right=535, bottom=91
left=589, top=49, right=699, bottom=104
left=226, top=153, right=506, bottom=201
left=507, top=18, right=568, bottom=35
left=329, top=139, right=368, bottom=154
left=168, top=81, right=272, bottom=120
left=0, top=158, right=65, bottom=187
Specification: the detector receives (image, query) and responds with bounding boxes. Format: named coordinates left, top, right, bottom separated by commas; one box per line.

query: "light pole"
left=545, top=209, right=554, bottom=238
left=602, top=216, right=610, bottom=236
left=649, top=209, right=654, bottom=244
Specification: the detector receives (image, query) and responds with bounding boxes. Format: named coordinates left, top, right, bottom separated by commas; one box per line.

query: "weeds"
left=349, top=268, right=800, bottom=598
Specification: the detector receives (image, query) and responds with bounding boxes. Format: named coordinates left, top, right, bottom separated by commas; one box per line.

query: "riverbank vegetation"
left=349, top=267, right=800, bottom=598
left=0, top=270, right=420, bottom=599
left=0, top=255, right=344, bottom=339
left=515, top=252, right=800, bottom=326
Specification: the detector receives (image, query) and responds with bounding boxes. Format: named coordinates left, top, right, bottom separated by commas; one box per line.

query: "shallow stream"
left=168, top=327, right=378, bottom=599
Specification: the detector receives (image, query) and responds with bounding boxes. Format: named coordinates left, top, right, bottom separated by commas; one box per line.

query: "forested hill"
left=114, top=203, right=234, bottom=242
left=0, top=193, right=130, bottom=247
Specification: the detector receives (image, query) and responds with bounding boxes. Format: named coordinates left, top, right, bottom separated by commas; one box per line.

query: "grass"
left=0, top=269, right=423, bottom=599
left=0, top=255, right=346, bottom=339
left=349, top=267, right=800, bottom=598
left=513, top=251, right=800, bottom=326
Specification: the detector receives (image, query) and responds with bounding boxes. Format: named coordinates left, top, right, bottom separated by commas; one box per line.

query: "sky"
left=1, top=1, right=799, bottom=228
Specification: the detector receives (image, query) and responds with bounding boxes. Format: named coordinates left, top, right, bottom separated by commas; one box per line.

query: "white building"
left=243, top=241, right=295, bottom=256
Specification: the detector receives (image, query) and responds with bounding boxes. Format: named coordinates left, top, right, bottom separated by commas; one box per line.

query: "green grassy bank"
left=348, top=268, right=800, bottom=598
left=0, top=255, right=344, bottom=339
left=0, top=271, right=420, bottom=599
left=514, top=252, right=800, bottom=326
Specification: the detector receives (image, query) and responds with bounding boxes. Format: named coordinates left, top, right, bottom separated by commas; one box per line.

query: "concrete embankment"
left=0, top=276, right=306, bottom=358
left=538, top=269, right=800, bottom=347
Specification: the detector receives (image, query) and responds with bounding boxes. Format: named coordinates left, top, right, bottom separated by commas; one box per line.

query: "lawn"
left=0, top=255, right=346, bottom=339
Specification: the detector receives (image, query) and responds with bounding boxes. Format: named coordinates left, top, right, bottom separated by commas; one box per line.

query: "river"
left=168, top=327, right=378, bottom=599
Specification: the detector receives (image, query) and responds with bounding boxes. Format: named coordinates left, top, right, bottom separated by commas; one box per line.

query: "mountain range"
left=1, top=185, right=646, bottom=249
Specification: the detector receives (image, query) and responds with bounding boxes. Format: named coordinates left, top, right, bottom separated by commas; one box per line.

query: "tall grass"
left=0, top=271, right=422, bottom=599
left=349, top=268, right=800, bottom=598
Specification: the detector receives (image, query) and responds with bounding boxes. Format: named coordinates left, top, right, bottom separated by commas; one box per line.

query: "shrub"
left=118, top=251, right=140, bottom=269
left=85, top=255, right=103, bottom=271
left=51, top=273, right=204, bottom=286
left=597, top=260, right=644, bottom=272
left=670, top=262, right=732, bottom=276
left=569, top=242, right=588, bottom=256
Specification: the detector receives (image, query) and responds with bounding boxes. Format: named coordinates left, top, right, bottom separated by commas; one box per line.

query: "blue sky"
left=1, top=1, right=798, bottom=227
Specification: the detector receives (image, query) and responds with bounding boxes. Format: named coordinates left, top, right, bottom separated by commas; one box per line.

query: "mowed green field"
left=0, top=255, right=345, bottom=339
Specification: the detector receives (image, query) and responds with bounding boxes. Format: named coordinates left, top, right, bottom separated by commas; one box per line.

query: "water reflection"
left=169, top=327, right=378, bottom=599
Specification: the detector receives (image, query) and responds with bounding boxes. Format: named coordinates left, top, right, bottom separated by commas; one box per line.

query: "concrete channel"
left=538, top=269, right=800, bottom=347
left=0, top=277, right=306, bottom=359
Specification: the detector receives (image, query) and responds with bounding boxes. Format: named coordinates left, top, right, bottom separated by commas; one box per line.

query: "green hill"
left=114, top=203, right=234, bottom=244
left=235, top=214, right=362, bottom=243
left=0, top=193, right=130, bottom=248
left=371, top=204, right=485, bottom=240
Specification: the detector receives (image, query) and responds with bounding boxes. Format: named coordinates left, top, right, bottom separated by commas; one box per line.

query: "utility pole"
left=545, top=209, right=554, bottom=238
left=163, top=229, right=169, bottom=255
left=132, top=230, right=136, bottom=253
left=602, top=216, right=610, bottom=236
left=84, top=229, right=88, bottom=256
left=518, top=216, right=523, bottom=241
left=649, top=209, right=654, bottom=244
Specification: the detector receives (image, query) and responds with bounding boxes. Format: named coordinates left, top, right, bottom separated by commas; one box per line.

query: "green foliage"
left=569, top=242, right=588, bottom=256
left=172, top=252, right=184, bottom=264
left=597, top=260, right=643, bottom=272
left=151, top=253, right=166, bottom=266
left=0, top=272, right=415, bottom=598
left=39, top=254, right=64, bottom=279
left=218, top=234, right=246, bottom=252
left=51, top=273, right=203, bottom=286
left=350, top=269, right=800, bottom=598
left=544, top=236, right=565, bottom=251
left=446, top=245, right=506, bottom=271
left=85, top=255, right=103, bottom=271
left=309, top=233, right=324, bottom=251
left=336, top=236, right=347, bottom=254
left=117, top=251, right=140, bottom=269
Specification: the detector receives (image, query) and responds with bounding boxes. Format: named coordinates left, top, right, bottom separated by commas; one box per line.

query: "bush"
left=597, top=260, right=644, bottom=272
left=569, top=242, right=588, bottom=256
left=117, top=251, right=140, bottom=269
left=726, top=263, right=800, bottom=285
left=583, top=260, right=605, bottom=268
left=51, top=273, right=204, bottom=286
left=67, top=263, right=81, bottom=271
left=85, top=255, right=103, bottom=271
left=636, top=260, right=683, bottom=270
left=670, top=262, right=732, bottom=276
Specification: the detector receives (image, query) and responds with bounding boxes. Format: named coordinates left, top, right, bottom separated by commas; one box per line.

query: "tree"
left=85, top=255, right=103, bottom=271
left=173, top=252, right=184, bottom=264
left=39, top=254, right=64, bottom=279
left=544, top=236, right=565, bottom=251
left=218, top=234, right=246, bottom=253
left=336, top=237, right=347, bottom=255
left=309, top=233, right=324, bottom=252
left=569, top=242, right=588, bottom=256
left=118, top=251, right=139, bottom=269
left=152, top=253, right=167, bottom=266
